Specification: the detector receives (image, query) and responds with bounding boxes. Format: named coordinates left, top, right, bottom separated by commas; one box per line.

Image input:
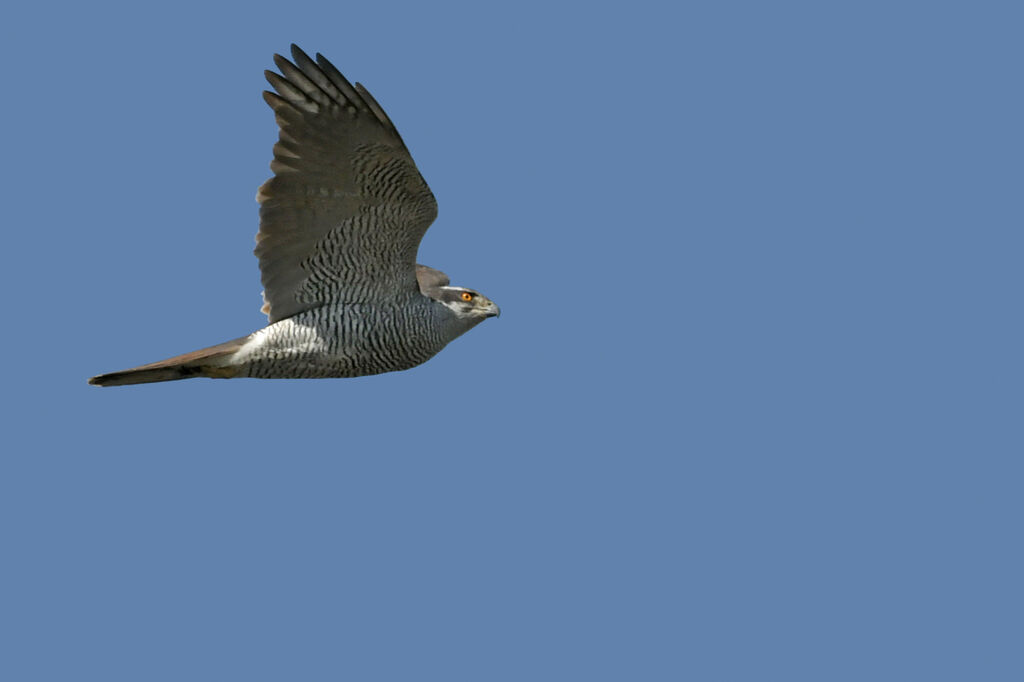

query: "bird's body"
left=238, top=294, right=479, bottom=379
left=90, top=46, right=498, bottom=387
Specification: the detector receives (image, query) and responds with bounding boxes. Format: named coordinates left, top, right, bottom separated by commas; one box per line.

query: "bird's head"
left=437, top=286, right=501, bottom=321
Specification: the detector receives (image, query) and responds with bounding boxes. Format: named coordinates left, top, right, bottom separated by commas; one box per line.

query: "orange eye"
left=461, top=292, right=473, bottom=302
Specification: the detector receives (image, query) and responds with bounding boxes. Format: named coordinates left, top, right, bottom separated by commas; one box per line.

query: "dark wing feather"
left=256, top=45, right=438, bottom=322
left=415, top=264, right=450, bottom=298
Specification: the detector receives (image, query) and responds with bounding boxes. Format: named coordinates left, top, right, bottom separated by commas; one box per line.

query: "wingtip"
left=262, top=90, right=285, bottom=107
left=290, top=44, right=312, bottom=63
left=276, top=51, right=301, bottom=71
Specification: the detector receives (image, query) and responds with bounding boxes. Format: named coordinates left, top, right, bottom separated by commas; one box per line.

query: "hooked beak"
left=485, top=301, right=501, bottom=318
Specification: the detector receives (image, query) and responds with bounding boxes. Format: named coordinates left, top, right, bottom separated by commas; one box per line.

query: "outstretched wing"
left=256, top=45, right=438, bottom=323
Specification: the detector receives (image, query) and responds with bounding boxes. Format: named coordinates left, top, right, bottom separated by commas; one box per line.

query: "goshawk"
left=90, top=45, right=499, bottom=387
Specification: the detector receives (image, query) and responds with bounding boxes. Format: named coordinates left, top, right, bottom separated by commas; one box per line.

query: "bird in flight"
left=90, top=45, right=499, bottom=387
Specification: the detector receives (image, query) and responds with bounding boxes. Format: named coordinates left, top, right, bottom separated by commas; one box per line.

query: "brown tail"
left=89, top=336, right=250, bottom=387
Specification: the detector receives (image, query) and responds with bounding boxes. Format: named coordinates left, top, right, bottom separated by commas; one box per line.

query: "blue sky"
left=2, top=1, right=1021, bottom=680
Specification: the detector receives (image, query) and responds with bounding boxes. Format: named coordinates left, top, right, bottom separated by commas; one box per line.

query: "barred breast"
left=233, top=294, right=456, bottom=379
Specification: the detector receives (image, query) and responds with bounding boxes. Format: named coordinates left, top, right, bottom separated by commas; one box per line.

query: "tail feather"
left=89, top=336, right=250, bottom=387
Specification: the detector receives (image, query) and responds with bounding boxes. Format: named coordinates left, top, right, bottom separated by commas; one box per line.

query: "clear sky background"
left=1, top=1, right=1020, bottom=680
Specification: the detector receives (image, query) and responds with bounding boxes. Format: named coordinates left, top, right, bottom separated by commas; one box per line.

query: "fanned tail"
left=89, top=336, right=250, bottom=387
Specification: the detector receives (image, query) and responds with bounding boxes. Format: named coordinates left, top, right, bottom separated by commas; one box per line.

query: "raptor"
left=90, top=45, right=499, bottom=387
